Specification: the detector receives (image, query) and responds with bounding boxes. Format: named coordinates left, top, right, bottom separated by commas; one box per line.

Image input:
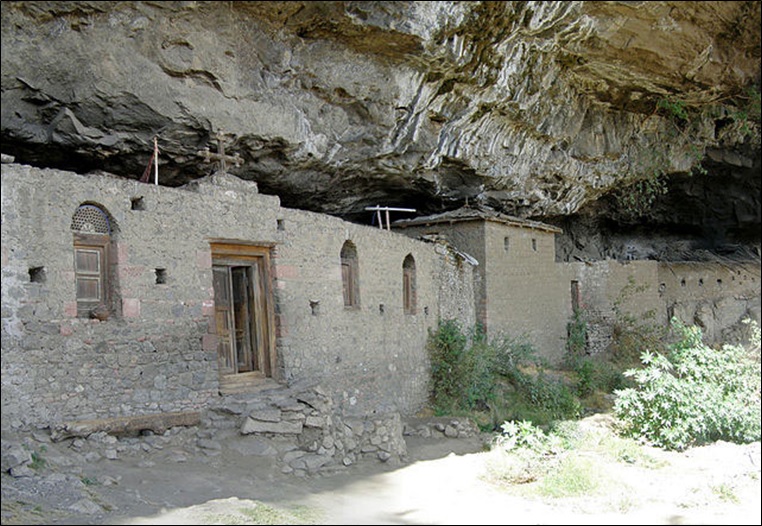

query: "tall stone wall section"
left=270, top=207, right=457, bottom=417
left=392, top=221, right=486, bottom=332
left=431, top=241, right=477, bottom=331
left=1, top=165, right=235, bottom=430
left=3, top=162, right=755, bottom=435
left=483, top=222, right=568, bottom=364
left=1, top=164, right=473, bottom=431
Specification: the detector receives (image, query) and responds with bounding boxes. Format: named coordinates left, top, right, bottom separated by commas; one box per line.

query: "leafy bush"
left=570, top=357, right=628, bottom=398
left=613, top=318, right=761, bottom=451
left=566, top=308, right=588, bottom=357
left=428, top=319, right=581, bottom=427
left=507, top=368, right=582, bottom=423
left=496, top=420, right=564, bottom=455
left=427, top=319, right=490, bottom=414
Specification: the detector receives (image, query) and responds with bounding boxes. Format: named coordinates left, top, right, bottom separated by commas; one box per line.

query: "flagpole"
left=153, top=137, right=159, bottom=185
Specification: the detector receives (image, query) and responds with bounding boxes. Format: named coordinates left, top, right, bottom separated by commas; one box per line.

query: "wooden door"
left=211, top=244, right=275, bottom=379
left=213, top=266, right=236, bottom=374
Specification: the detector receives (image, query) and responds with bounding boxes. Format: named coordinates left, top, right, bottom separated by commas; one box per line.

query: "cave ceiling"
left=1, top=1, right=760, bottom=260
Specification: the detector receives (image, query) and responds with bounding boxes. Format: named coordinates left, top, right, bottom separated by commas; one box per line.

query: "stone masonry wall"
left=563, top=261, right=665, bottom=356
left=271, top=206, right=456, bottom=417
left=204, top=381, right=409, bottom=476
left=484, top=222, right=568, bottom=364
left=1, top=164, right=473, bottom=431
left=657, top=261, right=761, bottom=345
left=392, top=221, right=485, bottom=330
left=564, top=260, right=761, bottom=355
left=395, top=220, right=568, bottom=363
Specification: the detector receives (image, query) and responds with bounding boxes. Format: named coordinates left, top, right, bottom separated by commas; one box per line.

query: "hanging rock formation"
left=1, top=1, right=759, bottom=259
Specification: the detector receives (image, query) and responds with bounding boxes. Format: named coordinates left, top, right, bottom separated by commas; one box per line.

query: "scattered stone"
left=197, top=438, right=222, bottom=450
left=68, top=498, right=102, bottom=515
left=1, top=445, right=31, bottom=473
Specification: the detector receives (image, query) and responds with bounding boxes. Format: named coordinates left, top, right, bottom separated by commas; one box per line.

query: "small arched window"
left=340, top=241, right=360, bottom=308
left=71, top=204, right=112, bottom=319
left=403, top=254, right=416, bottom=315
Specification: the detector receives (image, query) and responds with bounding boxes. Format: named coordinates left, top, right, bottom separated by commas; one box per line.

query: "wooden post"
left=153, top=137, right=159, bottom=185
left=364, top=206, right=417, bottom=230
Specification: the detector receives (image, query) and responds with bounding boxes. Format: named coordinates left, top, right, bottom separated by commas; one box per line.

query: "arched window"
left=71, top=204, right=113, bottom=319
left=340, top=241, right=360, bottom=308
left=403, top=254, right=416, bottom=315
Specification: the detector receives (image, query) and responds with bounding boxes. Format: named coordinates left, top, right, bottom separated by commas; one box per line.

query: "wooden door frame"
left=210, top=242, right=277, bottom=382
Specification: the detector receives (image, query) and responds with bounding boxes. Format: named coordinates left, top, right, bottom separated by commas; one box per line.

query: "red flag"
left=139, top=149, right=155, bottom=183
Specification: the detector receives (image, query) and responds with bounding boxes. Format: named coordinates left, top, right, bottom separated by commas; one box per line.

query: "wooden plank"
left=50, top=411, right=201, bottom=442
left=210, top=242, right=272, bottom=259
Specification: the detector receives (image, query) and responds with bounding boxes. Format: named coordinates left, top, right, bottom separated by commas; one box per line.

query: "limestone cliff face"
left=1, top=1, right=759, bottom=259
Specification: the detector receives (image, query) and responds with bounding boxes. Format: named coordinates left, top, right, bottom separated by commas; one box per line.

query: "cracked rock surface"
left=1, top=1, right=760, bottom=259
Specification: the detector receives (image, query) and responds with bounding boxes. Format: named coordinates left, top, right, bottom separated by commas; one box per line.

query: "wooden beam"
left=50, top=411, right=201, bottom=442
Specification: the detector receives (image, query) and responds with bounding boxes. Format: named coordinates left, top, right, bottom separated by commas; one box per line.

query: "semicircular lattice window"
left=71, top=205, right=111, bottom=235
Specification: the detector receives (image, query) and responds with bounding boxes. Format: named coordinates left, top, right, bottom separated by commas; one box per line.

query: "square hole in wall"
left=531, top=238, right=537, bottom=251
left=277, top=219, right=285, bottom=231
left=155, top=268, right=167, bottom=284
left=131, top=197, right=146, bottom=211
left=29, top=266, right=46, bottom=283
left=504, top=237, right=510, bottom=253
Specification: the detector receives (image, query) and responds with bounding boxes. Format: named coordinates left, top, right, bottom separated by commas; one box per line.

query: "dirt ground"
left=2, top=415, right=760, bottom=525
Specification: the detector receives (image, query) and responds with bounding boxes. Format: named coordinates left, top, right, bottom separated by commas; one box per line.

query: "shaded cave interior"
left=2, top=139, right=760, bottom=265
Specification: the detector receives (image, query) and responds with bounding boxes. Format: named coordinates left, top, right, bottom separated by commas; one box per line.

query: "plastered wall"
left=1, top=164, right=475, bottom=430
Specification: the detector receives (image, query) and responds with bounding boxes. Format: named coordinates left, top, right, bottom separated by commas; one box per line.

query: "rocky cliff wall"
left=1, top=1, right=760, bottom=260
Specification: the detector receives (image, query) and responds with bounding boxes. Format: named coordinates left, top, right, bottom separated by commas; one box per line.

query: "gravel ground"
left=2, top=416, right=760, bottom=525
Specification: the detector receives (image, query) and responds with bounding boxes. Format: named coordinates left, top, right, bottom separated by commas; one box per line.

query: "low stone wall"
left=2, top=385, right=479, bottom=488
left=203, top=382, right=408, bottom=476
left=2, top=382, right=486, bottom=484
left=402, top=416, right=480, bottom=439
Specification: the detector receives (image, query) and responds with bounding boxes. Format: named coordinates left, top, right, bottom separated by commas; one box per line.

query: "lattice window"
left=71, top=204, right=111, bottom=234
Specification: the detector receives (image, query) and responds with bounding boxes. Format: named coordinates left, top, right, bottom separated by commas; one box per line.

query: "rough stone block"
left=240, top=418, right=303, bottom=435
left=248, top=408, right=281, bottom=423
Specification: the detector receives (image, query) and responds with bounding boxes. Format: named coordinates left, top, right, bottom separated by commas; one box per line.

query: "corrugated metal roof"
left=392, top=206, right=563, bottom=234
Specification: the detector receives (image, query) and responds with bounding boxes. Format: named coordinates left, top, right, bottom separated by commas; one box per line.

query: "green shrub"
left=613, top=318, right=761, bottom=451
left=574, top=358, right=596, bottom=397
left=566, top=308, right=588, bottom=357
left=496, top=420, right=565, bottom=455
left=427, top=319, right=581, bottom=427
left=570, top=356, right=628, bottom=398
left=508, top=368, right=582, bottom=423
left=427, top=319, right=493, bottom=414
